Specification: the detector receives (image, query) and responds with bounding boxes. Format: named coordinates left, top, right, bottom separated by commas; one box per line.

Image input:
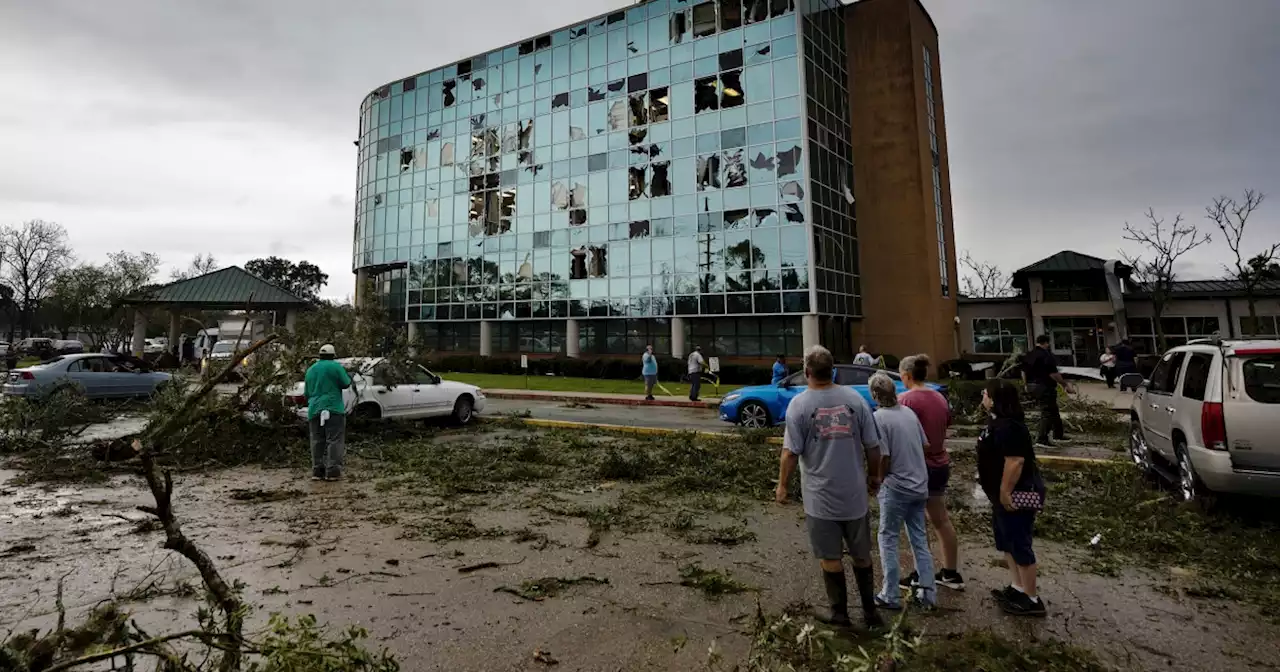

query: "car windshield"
left=211, top=341, right=248, bottom=355
left=1242, top=356, right=1280, bottom=404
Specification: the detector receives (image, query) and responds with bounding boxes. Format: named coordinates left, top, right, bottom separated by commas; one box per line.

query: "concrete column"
left=354, top=269, right=370, bottom=307
left=801, top=313, right=820, bottom=352
left=565, top=318, right=580, bottom=358
left=671, top=316, right=686, bottom=359
left=131, top=309, right=147, bottom=358
left=168, top=311, right=180, bottom=356
left=479, top=320, right=492, bottom=357
left=407, top=320, right=418, bottom=357
left=285, top=309, right=298, bottom=333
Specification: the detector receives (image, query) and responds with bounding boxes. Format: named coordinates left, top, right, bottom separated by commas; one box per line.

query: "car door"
left=771, top=371, right=807, bottom=421
left=411, top=366, right=452, bottom=417
left=1139, top=351, right=1186, bottom=461
left=70, top=356, right=120, bottom=398
left=1225, top=351, right=1280, bottom=471
left=368, top=362, right=417, bottom=417
left=1173, top=351, right=1214, bottom=451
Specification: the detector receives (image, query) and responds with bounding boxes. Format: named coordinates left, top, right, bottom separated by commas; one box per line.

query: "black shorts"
left=992, top=507, right=1037, bottom=566
left=926, top=465, right=950, bottom=497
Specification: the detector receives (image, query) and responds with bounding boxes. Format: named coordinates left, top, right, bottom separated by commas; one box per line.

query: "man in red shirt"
left=897, top=354, right=964, bottom=591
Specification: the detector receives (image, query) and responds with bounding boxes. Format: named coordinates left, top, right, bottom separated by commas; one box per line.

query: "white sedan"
left=285, top=357, right=485, bottom=424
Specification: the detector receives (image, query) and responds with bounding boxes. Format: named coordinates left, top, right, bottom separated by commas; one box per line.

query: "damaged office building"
left=353, top=0, right=959, bottom=362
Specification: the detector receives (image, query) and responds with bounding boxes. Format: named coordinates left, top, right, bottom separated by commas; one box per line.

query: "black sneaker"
left=936, top=569, right=966, bottom=591
left=311, top=467, right=325, bottom=481
left=1000, top=591, right=1047, bottom=617
left=325, top=469, right=343, bottom=481
left=990, top=585, right=1021, bottom=604
left=898, top=571, right=919, bottom=589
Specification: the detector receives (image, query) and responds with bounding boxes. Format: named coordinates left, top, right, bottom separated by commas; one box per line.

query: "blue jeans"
left=877, top=488, right=935, bottom=606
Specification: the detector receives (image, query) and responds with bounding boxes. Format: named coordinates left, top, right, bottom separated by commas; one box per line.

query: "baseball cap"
left=319, top=344, right=336, bottom=356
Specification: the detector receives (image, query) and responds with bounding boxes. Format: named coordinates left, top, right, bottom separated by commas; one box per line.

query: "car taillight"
left=1200, top=401, right=1227, bottom=451
left=19, top=371, right=34, bottom=380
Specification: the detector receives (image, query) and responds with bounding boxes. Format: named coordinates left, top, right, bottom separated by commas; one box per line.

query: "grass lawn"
left=438, top=371, right=744, bottom=398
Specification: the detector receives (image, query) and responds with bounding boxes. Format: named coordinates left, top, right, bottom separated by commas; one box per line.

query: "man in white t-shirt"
left=853, top=345, right=875, bottom=366
left=687, top=345, right=705, bottom=401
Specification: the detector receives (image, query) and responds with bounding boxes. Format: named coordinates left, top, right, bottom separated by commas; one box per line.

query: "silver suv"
left=1124, top=339, right=1280, bottom=501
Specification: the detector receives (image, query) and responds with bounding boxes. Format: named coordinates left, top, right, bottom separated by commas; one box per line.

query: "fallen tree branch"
left=42, top=630, right=213, bottom=672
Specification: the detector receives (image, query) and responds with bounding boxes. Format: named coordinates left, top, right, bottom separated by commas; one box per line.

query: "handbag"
left=1009, top=489, right=1045, bottom=512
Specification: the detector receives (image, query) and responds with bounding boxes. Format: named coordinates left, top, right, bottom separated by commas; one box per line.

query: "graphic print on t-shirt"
left=813, top=406, right=855, bottom=439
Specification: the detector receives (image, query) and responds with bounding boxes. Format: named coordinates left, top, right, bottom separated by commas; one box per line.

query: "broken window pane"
left=629, top=220, right=651, bottom=239
left=443, top=80, right=457, bottom=107
left=779, top=181, right=804, bottom=202
left=399, top=147, right=415, bottom=172
left=670, top=10, right=689, bottom=44
left=589, top=245, right=608, bottom=277
left=753, top=207, right=778, bottom=227
left=776, top=143, right=802, bottom=178
left=694, top=76, right=719, bottom=113
left=648, top=87, right=670, bottom=123
left=783, top=203, right=804, bottom=223
left=571, top=182, right=588, bottom=208
left=628, top=166, right=648, bottom=200
left=651, top=161, right=672, bottom=197
left=692, top=2, right=717, bottom=38
left=721, top=70, right=744, bottom=108
left=627, top=73, right=649, bottom=93
left=552, top=92, right=570, bottom=109
left=569, top=209, right=588, bottom=226
left=719, top=0, right=742, bottom=30
left=719, top=49, right=743, bottom=72
left=696, top=154, right=722, bottom=191
left=724, top=208, right=750, bottom=229
left=629, top=127, right=649, bottom=146
left=629, top=93, right=648, bottom=127
left=551, top=181, right=571, bottom=210
left=441, top=142, right=455, bottom=166
left=608, top=100, right=628, bottom=131
left=723, top=149, right=747, bottom=188
left=485, top=128, right=501, bottom=155
left=770, top=0, right=794, bottom=18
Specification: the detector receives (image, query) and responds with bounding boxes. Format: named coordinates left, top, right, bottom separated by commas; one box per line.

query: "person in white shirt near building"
left=687, top=345, right=705, bottom=402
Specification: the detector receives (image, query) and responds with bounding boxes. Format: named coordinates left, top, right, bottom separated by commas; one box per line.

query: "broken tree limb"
left=457, top=557, right=526, bottom=574
left=130, top=333, right=278, bottom=672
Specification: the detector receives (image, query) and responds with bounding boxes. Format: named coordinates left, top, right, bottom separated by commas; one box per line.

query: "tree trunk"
left=1153, top=295, right=1168, bottom=353
left=1245, top=294, right=1258, bottom=337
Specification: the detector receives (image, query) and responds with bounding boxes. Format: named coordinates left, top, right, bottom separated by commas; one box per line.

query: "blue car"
left=718, top=364, right=947, bottom=428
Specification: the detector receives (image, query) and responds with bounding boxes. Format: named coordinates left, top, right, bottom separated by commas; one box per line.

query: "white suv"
left=1124, top=339, right=1280, bottom=501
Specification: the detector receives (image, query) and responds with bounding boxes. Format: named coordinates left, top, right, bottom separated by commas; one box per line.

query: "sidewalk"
left=1072, top=381, right=1135, bottom=412
left=484, top=388, right=720, bottom=409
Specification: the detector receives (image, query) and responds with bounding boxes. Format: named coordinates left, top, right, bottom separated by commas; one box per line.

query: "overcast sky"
left=2, top=0, right=1277, bottom=298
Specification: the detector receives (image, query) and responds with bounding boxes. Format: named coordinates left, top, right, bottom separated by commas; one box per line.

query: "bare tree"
left=0, top=219, right=74, bottom=338
left=1121, top=208, right=1211, bottom=352
left=1205, top=189, right=1276, bottom=336
left=170, top=252, right=219, bottom=280
left=958, top=251, right=1015, bottom=298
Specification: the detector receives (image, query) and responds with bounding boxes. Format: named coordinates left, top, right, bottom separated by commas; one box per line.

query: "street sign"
left=521, top=354, right=529, bottom=369
left=708, top=357, right=721, bottom=373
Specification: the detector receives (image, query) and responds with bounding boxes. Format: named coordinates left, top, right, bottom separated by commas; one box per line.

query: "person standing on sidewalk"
left=853, top=345, right=874, bottom=366
left=1100, top=347, right=1117, bottom=388
left=641, top=344, right=659, bottom=401
left=771, top=354, right=788, bottom=385
left=868, top=373, right=936, bottom=611
left=978, top=379, right=1047, bottom=617
left=1022, top=334, right=1075, bottom=448
left=897, top=354, right=964, bottom=591
left=686, top=345, right=705, bottom=402
left=1113, top=339, right=1138, bottom=391
left=775, top=345, right=884, bottom=629
left=304, top=344, right=352, bottom=481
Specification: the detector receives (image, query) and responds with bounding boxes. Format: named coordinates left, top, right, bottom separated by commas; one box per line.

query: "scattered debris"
left=0, top=543, right=37, bottom=557
left=457, top=558, right=525, bottom=574
left=228, top=488, right=306, bottom=503
left=533, top=647, right=559, bottom=665
left=677, top=564, right=753, bottom=598
left=495, top=576, right=609, bottom=601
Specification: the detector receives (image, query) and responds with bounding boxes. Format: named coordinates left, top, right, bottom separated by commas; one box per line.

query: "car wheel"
left=737, top=401, right=771, bottom=429
left=354, top=403, right=381, bottom=420
left=1129, top=416, right=1154, bottom=476
left=1175, top=440, right=1208, bottom=503
left=452, top=395, right=475, bottom=425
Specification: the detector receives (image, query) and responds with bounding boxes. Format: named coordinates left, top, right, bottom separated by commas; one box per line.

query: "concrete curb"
left=484, top=390, right=718, bottom=409
left=489, top=416, right=1120, bottom=471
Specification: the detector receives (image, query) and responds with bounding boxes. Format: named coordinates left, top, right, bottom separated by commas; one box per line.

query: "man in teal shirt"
left=641, top=344, right=659, bottom=401
left=305, top=344, right=352, bottom=481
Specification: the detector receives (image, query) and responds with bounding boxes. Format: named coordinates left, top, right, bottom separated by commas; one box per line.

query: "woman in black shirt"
left=977, top=379, right=1047, bottom=617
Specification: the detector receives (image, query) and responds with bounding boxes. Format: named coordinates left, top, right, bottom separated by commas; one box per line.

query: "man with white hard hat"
left=304, top=344, right=352, bottom=480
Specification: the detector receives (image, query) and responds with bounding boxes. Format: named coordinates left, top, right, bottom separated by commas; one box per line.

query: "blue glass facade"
left=355, top=0, right=857, bottom=358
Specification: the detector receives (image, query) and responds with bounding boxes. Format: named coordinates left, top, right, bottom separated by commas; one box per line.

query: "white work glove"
left=320, top=409, right=330, bottom=426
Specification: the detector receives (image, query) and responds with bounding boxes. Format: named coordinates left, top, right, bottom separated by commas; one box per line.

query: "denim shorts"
left=643, top=374, right=657, bottom=385
left=992, top=507, right=1037, bottom=566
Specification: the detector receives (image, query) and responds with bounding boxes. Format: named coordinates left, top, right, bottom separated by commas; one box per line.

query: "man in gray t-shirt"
left=776, top=345, right=883, bottom=629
